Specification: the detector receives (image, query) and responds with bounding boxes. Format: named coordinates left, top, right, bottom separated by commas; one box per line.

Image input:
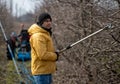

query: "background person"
left=6, top=32, right=17, bottom=60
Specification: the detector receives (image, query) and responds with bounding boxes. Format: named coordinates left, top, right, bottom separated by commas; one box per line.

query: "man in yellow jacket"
left=28, top=13, right=59, bottom=84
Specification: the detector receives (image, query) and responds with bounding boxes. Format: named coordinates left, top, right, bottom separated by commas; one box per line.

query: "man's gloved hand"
left=5, top=40, right=9, bottom=44
left=55, top=50, right=60, bottom=61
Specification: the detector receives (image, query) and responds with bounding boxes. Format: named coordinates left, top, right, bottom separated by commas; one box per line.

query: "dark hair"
left=37, top=13, right=52, bottom=26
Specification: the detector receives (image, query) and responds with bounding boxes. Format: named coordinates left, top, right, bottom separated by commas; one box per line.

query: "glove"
left=55, top=50, right=60, bottom=61
left=6, top=40, right=9, bottom=44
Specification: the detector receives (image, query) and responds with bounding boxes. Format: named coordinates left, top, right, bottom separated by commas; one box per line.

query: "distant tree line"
left=0, top=0, right=14, bottom=38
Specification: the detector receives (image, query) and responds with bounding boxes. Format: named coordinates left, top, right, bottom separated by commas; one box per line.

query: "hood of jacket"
left=28, top=24, right=49, bottom=36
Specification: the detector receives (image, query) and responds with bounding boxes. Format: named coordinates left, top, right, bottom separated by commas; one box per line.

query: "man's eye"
left=46, top=20, right=50, bottom=22
left=45, top=19, right=51, bottom=22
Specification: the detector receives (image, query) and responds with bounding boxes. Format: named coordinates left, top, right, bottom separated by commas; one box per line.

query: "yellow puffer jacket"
left=28, top=24, right=57, bottom=75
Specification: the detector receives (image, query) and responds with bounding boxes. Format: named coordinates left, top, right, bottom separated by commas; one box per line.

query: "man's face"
left=42, top=19, right=52, bottom=29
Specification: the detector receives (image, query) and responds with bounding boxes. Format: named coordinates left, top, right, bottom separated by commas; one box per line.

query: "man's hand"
left=55, top=50, right=60, bottom=61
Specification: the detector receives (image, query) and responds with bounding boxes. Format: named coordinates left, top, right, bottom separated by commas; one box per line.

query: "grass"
left=0, top=44, right=32, bottom=84
left=5, top=59, right=32, bottom=84
left=6, top=61, right=21, bottom=84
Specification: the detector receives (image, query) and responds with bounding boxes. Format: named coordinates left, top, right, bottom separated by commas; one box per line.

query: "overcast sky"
left=7, top=0, right=43, bottom=16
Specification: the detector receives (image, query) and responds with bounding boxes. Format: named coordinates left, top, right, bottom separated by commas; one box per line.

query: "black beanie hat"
left=38, top=13, right=52, bottom=26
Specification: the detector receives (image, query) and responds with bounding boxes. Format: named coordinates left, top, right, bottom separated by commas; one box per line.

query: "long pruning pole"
left=59, top=24, right=112, bottom=53
left=0, top=21, right=23, bottom=83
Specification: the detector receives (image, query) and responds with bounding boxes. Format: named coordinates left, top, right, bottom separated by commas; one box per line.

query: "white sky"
left=7, top=0, right=43, bottom=16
